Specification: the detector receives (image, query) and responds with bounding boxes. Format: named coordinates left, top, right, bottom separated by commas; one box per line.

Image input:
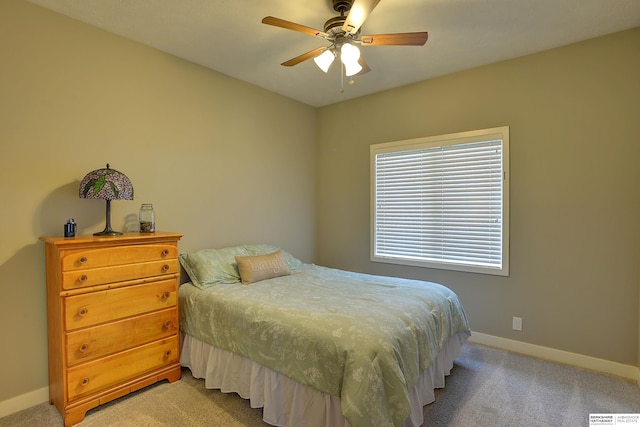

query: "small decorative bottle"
left=139, top=204, right=155, bottom=233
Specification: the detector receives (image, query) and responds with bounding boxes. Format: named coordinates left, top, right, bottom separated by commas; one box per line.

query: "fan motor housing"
left=324, top=16, right=346, bottom=33
left=327, top=0, right=354, bottom=35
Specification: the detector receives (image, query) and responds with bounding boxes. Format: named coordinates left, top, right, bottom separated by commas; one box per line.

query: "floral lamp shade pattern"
left=79, top=164, right=134, bottom=201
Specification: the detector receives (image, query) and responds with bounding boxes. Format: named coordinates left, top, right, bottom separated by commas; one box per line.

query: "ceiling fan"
left=262, top=0, right=428, bottom=79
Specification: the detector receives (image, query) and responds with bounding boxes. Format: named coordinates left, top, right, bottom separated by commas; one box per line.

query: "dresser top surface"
left=40, top=232, right=183, bottom=248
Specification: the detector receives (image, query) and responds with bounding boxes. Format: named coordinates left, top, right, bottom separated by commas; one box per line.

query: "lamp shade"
left=79, top=164, right=133, bottom=236
left=340, top=42, right=362, bottom=77
left=344, top=61, right=363, bottom=77
left=313, top=49, right=336, bottom=73
left=79, top=164, right=133, bottom=201
left=340, top=42, right=360, bottom=64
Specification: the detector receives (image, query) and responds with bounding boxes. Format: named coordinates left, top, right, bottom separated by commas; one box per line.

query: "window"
left=371, top=127, right=509, bottom=276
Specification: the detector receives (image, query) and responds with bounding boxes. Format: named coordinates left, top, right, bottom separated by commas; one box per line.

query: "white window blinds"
left=371, top=127, right=509, bottom=276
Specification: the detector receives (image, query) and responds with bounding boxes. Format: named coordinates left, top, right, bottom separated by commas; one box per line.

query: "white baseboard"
left=0, top=386, right=49, bottom=419
left=468, top=331, right=639, bottom=383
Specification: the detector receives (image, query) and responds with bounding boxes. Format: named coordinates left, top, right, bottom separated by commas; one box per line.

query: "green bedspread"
left=179, top=264, right=470, bottom=427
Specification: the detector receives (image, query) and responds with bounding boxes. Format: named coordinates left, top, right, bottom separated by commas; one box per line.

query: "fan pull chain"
left=339, top=63, right=345, bottom=93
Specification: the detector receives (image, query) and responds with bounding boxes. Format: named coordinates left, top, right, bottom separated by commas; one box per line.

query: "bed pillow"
left=235, top=250, right=291, bottom=284
left=179, top=246, right=252, bottom=288
left=243, top=244, right=304, bottom=271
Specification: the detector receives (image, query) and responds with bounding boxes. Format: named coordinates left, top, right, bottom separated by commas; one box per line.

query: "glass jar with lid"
left=139, top=204, right=155, bottom=233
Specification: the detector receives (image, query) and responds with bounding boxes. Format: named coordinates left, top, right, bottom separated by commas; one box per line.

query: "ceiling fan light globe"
left=314, top=49, right=335, bottom=73
left=344, top=60, right=363, bottom=77
left=340, top=42, right=360, bottom=64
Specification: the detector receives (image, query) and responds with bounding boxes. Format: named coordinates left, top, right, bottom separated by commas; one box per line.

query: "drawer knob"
left=162, top=291, right=171, bottom=300
left=164, top=350, right=172, bottom=358
left=79, top=343, right=88, bottom=353
left=161, top=264, right=170, bottom=272
left=162, top=249, right=170, bottom=257
left=79, top=256, right=87, bottom=264
left=78, top=308, right=88, bottom=317
left=81, top=377, right=90, bottom=386
left=163, top=320, right=172, bottom=329
left=79, top=274, right=88, bottom=282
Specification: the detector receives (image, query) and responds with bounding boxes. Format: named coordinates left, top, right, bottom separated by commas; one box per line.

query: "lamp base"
left=93, top=199, right=123, bottom=236
left=93, top=230, right=123, bottom=236
left=93, top=226, right=123, bottom=236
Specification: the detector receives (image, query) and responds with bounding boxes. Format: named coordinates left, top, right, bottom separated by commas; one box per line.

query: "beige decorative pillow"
left=235, top=250, right=291, bottom=284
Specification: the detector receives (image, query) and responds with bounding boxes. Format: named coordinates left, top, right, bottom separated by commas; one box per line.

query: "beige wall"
left=0, top=0, right=316, bottom=402
left=317, top=27, right=640, bottom=366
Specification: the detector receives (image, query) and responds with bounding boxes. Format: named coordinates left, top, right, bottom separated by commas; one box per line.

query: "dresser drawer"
left=66, top=308, right=178, bottom=366
left=62, top=244, right=178, bottom=271
left=65, top=279, right=177, bottom=331
left=67, top=336, right=179, bottom=402
left=62, top=259, right=179, bottom=290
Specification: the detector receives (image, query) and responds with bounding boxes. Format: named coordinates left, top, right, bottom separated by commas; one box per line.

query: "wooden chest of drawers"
left=40, top=232, right=183, bottom=427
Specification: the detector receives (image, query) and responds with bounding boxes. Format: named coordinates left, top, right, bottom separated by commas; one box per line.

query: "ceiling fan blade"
left=360, top=32, right=428, bottom=46
left=281, top=46, right=328, bottom=67
left=343, top=0, right=381, bottom=35
left=356, top=57, right=371, bottom=75
left=262, top=16, right=330, bottom=39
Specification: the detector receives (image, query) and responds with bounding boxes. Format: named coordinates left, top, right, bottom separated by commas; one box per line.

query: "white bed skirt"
left=180, top=332, right=468, bottom=427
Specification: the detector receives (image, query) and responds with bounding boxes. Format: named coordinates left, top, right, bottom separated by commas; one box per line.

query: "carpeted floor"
left=2, top=343, right=638, bottom=427
left=422, top=344, right=639, bottom=426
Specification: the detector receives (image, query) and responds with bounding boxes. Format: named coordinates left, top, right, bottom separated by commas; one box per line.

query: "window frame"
left=370, top=126, right=510, bottom=276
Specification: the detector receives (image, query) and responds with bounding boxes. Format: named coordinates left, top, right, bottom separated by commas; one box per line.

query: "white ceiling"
left=27, top=0, right=640, bottom=107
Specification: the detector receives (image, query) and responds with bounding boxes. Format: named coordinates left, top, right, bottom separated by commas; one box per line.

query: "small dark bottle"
left=64, top=218, right=76, bottom=237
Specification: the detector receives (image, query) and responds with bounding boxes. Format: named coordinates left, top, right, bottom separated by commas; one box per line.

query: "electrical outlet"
left=512, top=316, right=523, bottom=331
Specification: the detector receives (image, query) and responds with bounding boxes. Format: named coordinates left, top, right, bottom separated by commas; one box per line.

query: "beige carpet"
left=2, top=343, right=639, bottom=427
left=0, top=372, right=268, bottom=427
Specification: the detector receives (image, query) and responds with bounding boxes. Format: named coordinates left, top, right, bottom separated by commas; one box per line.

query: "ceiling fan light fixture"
left=262, top=0, right=427, bottom=89
left=313, top=49, right=336, bottom=73
left=344, top=60, right=363, bottom=76
left=340, top=42, right=360, bottom=64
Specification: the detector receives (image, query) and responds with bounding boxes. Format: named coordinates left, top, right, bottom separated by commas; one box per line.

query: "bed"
left=178, top=244, right=470, bottom=427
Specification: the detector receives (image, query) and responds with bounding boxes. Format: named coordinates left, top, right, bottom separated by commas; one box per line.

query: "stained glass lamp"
left=79, top=164, right=134, bottom=236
